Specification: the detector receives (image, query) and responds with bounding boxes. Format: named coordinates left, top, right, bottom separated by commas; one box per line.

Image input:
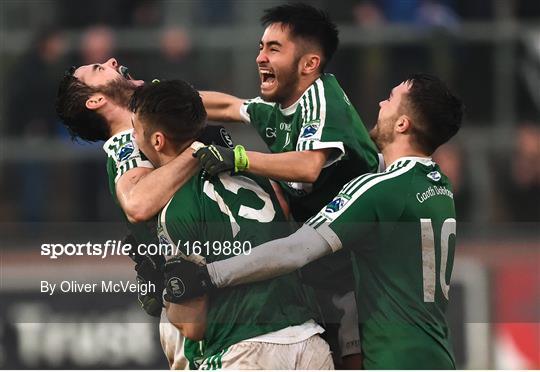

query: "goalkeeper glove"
left=197, top=125, right=234, bottom=149
left=125, top=234, right=165, bottom=317
left=163, top=257, right=214, bottom=303
left=193, top=144, right=249, bottom=177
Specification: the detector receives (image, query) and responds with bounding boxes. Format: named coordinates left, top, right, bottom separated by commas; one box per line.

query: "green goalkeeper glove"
left=193, top=144, right=249, bottom=177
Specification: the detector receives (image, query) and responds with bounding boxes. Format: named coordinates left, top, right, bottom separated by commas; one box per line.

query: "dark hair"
left=129, top=80, right=207, bottom=148
left=56, top=67, right=110, bottom=142
left=404, top=73, right=464, bottom=154
left=261, top=3, right=339, bottom=71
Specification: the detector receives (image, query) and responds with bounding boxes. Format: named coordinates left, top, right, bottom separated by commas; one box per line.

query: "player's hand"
left=197, top=125, right=234, bottom=149
left=163, top=257, right=214, bottom=303
left=193, top=144, right=249, bottom=177
left=125, top=234, right=165, bottom=317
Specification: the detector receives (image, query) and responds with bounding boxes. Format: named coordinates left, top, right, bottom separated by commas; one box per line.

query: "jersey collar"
left=278, top=76, right=323, bottom=116
left=385, top=156, right=433, bottom=171
left=102, top=129, right=132, bottom=153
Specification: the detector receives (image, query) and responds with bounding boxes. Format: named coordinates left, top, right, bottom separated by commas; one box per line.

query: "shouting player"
left=130, top=79, right=333, bottom=369
left=194, top=4, right=380, bottom=366
left=55, top=58, right=229, bottom=368
left=167, top=74, right=465, bottom=369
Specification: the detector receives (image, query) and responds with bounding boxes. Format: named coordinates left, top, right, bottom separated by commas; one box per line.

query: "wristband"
left=234, top=145, right=249, bottom=172
left=190, top=141, right=205, bottom=153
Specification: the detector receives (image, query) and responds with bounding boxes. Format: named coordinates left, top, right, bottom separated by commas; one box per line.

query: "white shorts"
left=159, top=312, right=189, bottom=370
left=198, top=334, right=334, bottom=370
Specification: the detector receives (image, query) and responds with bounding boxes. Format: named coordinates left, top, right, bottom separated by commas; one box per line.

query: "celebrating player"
left=195, top=4, right=381, bottom=366
left=55, top=58, right=228, bottom=368
left=129, top=79, right=333, bottom=369
left=167, top=73, right=465, bottom=369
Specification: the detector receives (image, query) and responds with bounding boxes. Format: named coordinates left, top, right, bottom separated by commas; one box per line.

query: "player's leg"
left=159, top=313, right=190, bottom=370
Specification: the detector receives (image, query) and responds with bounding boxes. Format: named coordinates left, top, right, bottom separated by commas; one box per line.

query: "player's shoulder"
left=244, top=96, right=276, bottom=108
left=340, top=158, right=420, bottom=200
left=102, top=129, right=134, bottom=161
left=298, top=74, right=351, bottom=118
left=164, top=174, right=203, bottom=221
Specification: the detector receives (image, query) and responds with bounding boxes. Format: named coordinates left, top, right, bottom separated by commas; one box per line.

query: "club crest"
left=300, top=120, right=320, bottom=138
left=117, top=142, right=134, bottom=162
left=325, top=195, right=349, bottom=213
left=427, top=171, right=442, bottom=182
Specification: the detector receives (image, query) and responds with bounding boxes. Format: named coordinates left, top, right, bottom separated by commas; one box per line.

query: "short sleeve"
left=103, top=131, right=154, bottom=183
left=295, top=79, right=347, bottom=167
left=240, top=97, right=276, bottom=128
left=305, top=173, right=379, bottom=251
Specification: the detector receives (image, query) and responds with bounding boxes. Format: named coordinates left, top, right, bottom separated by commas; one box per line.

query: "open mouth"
left=119, top=65, right=131, bottom=79
left=119, top=65, right=144, bottom=86
left=260, top=70, right=276, bottom=89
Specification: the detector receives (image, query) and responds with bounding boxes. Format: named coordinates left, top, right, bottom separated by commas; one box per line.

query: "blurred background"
left=0, top=0, right=538, bottom=369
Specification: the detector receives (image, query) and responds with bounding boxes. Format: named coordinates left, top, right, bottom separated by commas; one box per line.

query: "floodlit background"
left=0, top=0, right=539, bottom=369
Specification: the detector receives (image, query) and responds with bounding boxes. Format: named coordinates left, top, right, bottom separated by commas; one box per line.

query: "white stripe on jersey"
left=323, top=160, right=417, bottom=221
left=315, top=78, right=327, bottom=133
left=239, top=97, right=275, bottom=123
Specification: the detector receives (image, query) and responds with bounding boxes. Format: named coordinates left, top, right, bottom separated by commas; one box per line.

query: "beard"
left=95, top=77, right=138, bottom=109
left=369, top=118, right=394, bottom=151
left=260, top=57, right=300, bottom=105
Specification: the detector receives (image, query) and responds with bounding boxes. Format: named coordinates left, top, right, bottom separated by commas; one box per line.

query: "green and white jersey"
left=240, top=73, right=380, bottom=222
left=157, top=171, right=314, bottom=367
left=102, top=129, right=156, bottom=245
left=307, top=157, right=457, bottom=369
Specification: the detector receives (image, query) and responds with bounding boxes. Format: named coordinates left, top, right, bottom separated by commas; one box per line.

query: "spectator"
left=78, top=25, right=116, bottom=66
left=6, top=27, right=67, bottom=137
left=503, top=123, right=540, bottom=222
left=432, top=141, right=472, bottom=221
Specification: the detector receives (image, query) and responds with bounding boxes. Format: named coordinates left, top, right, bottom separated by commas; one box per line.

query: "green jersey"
left=307, top=157, right=457, bottom=369
left=157, top=171, right=314, bottom=366
left=240, top=73, right=380, bottom=222
left=103, top=129, right=157, bottom=245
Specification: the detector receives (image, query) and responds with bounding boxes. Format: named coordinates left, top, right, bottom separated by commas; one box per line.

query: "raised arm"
left=117, top=145, right=199, bottom=223
left=199, top=91, right=245, bottom=123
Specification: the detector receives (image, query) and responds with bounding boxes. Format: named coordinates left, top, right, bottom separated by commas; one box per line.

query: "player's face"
left=74, top=58, right=143, bottom=87
left=256, top=23, right=300, bottom=105
left=370, top=81, right=411, bottom=150
left=75, top=58, right=144, bottom=109
left=132, top=114, right=159, bottom=167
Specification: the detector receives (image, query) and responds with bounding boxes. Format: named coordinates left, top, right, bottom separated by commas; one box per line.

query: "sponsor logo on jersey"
left=279, top=122, right=292, bottom=132
left=219, top=128, right=234, bottom=148
left=265, top=127, right=276, bottom=138
left=427, top=171, right=442, bottom=182
left=116, top=142, right=134, bottom=162
left=325, top=194, right=350, bottom=213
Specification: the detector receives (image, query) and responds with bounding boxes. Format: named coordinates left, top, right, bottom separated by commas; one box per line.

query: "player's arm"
left=164, top=295, right=208, bottom=341
left=199, top=91, right=245, bottom=123
left=246, top=148, right=331, bottom=183
left=209, top=224, right=335, bottom=287
left=117, top=146, right=199, bottom=223
left=163, top=225, right=335, bottom=303
left=194, top=146, right=332, bottom=183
